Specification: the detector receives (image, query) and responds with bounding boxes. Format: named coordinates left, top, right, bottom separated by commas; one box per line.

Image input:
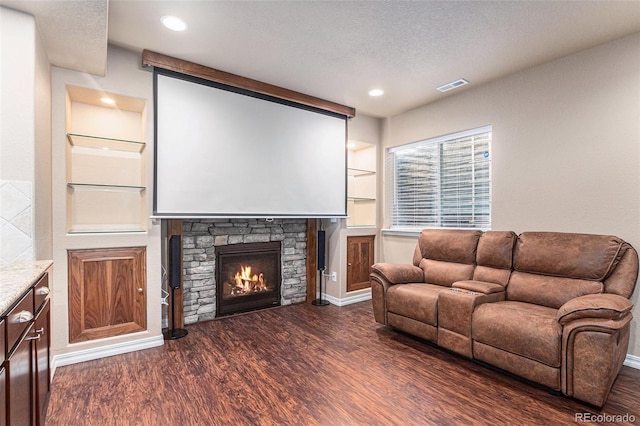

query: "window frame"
left=385, top=125, right=492, bottom=234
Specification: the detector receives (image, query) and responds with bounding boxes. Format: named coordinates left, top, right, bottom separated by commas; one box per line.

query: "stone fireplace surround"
left=182, top=219, right=308, bottom=324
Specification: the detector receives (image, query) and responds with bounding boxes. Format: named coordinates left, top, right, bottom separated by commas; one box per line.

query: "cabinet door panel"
left=34, top=302, right=50, bottom=426
left=0, top=318, right=4, bottom=426
left=0, top=365, right=6, bottom=426
left=82, top=259, right=111, bottom=329
left=69, top=247, right=146, bottom=343
left=346, top=235, right=375, bottom=292
left=82, top=258, right=136, bottom=328
left=112, top=258, right=137, bottom=325
left=8, top=329, right=33, bottom=426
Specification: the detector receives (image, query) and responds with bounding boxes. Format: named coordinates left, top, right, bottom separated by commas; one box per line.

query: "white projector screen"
left=154, top=70, right=347, bottom=218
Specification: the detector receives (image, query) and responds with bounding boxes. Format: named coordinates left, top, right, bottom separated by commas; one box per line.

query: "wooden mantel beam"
left=142, top=49, right=356, bottom=118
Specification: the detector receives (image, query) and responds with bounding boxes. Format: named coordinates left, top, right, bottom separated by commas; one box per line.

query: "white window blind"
left=386, top=126, right=491, bottom=230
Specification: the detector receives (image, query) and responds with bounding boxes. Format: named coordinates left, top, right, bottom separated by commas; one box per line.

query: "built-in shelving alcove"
left=65, top=85, right=147, bottom=234
left=347, top=140, right=376, bottom=227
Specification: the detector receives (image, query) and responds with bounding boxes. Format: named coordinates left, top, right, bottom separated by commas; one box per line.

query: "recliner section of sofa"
left=385, top=230, right=481, bottom=342
left=369, top=229, right=638, bottom=407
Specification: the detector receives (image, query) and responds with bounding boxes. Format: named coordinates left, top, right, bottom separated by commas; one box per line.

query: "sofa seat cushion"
left=387, top=283, right=446, bottom=326
left=472, top=301, right=562, bottom=367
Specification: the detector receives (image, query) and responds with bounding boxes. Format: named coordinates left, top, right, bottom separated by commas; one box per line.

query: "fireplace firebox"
left=215, top=241, right=281, bottom=317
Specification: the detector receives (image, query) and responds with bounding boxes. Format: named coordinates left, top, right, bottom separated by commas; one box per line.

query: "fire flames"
left=228, top=265, right=268, bottom=295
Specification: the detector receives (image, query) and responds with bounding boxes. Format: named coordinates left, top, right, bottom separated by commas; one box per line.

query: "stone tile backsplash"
left=0, top=180, right=33, bottom=265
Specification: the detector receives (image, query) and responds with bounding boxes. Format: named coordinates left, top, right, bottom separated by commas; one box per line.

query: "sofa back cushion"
left=414, top=229, right=482, bottom=264
left=473, top=231, right=517, bottom=286
left=419, top=259, right=475, bottom=287
left=513, top=232, right=624, bottom=280
left=413, top=229, right=481, bottom=286
left=507, top=272, right=603, bottom=308
left=507, top=232, right=624, bottom=308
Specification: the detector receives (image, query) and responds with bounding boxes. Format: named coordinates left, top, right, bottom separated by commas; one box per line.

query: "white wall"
left=322, top=113, right=381, bottom=303
left=0, top=7, right=52, bottom=262
left=34, top=13, right=52, bottom=260
left=0, top=7, right=34, bottom=181
left=380, top=33, right=640, bottom=356
left=51, top=45, right=162, bottom=362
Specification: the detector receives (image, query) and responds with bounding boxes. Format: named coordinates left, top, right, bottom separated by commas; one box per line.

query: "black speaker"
left=317, top=230, right=326, bottom=271
left=164, top=234, right=188, bottom=340
left=169, top=234, right=181, bottom=290
left=313, top=229, right=330, bottom=307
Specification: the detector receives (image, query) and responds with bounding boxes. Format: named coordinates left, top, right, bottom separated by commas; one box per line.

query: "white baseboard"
left=323, top=290, right=372, bottom=307
left=51, top=334, right=164, bottom=377
left=624, top=354, right=640, bottom=369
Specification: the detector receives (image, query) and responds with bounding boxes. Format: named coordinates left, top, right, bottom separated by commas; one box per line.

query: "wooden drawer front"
left=6, top=290, right=34, bottom=356
left=34, top=273, right=50, bottom=315
left=0, top=318, right=4, bottom=360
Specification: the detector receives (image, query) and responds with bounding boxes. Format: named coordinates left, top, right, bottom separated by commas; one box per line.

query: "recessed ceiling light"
left=100, top=97, right=115, bottom=105
left=161, top=16, right=188, bottom=32
left=368, top=89, right=384, bottom=97
left=437, top=79, right=469, bottom=92
left=347, top=142, right=356, bottom=149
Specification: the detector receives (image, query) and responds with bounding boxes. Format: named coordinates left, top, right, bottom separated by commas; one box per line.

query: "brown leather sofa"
left=370, top=229, right=638, bottom=407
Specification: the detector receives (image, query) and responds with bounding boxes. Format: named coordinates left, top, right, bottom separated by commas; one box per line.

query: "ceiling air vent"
left=437, top=79, right=469, bottom=92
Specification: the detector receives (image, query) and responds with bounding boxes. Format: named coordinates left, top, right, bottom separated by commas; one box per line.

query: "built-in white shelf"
left=66, top=132, right=146, bottom=234
left=347, top=142, right=376, bottom=228
left=67, top=133, right=146, bottom=153
left=347, top=167, right=375, bottom=177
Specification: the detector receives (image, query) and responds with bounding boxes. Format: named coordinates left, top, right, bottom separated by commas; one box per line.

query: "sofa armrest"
left=452, top=280, right=504, bottom=295
left=370, top=263, right=423, bottom=326
left=370, top=263, right=423, bottom=285
left=561, top=315, right=632, bottom=406
left=557, top=294, right=633, bottom=325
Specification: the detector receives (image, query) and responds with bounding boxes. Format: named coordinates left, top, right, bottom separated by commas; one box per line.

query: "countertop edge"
left=0, top=260, right=53, bottom=317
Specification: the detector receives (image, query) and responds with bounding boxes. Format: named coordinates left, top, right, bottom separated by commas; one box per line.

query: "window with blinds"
left=386, top=126, right=491, bottom=230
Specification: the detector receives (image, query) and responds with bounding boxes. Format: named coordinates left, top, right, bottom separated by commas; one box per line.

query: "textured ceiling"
left=0, top=0, right=107, bottom=76
left=2, top=1, right=640, bottom=118
left=107, top=1, right=640, bottom=117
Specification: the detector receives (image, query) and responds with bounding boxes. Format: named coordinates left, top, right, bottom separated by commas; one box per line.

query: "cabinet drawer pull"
left=26, top=334, right=41, bottom=342
left=36, top=286, right=50, bottom=296
left=35, top=328, right=45, bottom=334
left=11, top=310, right=34, bottom=323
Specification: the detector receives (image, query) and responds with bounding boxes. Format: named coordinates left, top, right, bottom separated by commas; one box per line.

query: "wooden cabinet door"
left=346, top=235, right=375, bottom=292
left=68, top=247, right=146, bottom=343
left=0, top=364, right=6, bottom=426
left=8, top=328, right=33, bottom=426
left=34, top=301, right=50, bottom=426
left=0, top=318, right=4, bottom=426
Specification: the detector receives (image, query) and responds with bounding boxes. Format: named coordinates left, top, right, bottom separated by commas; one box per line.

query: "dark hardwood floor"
left=46, top=301, right=640, bottom=425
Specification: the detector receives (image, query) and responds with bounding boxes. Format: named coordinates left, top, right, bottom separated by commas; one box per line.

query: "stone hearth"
left=182, top=219, right=308, bottom=324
